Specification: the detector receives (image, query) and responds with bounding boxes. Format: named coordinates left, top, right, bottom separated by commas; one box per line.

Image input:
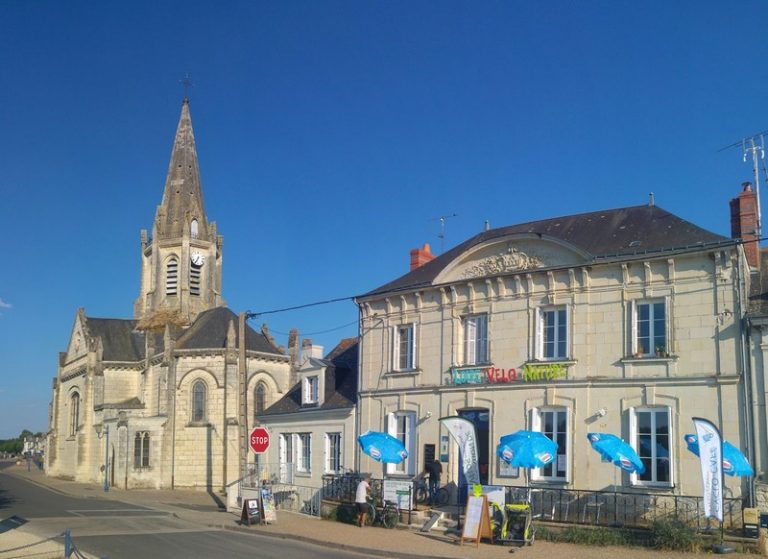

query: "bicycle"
left=413, top=477, right=449, bottom=506
left=363, top=499, right=399, bottom=529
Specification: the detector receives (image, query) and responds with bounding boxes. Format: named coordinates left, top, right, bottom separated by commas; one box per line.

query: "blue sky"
left=1, top=1, right=767, bottom=439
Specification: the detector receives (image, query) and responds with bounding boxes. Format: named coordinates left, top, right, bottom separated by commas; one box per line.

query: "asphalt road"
left=0, top=462, right=372, bottom=559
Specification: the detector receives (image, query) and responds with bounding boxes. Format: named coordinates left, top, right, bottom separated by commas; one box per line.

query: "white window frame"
left=530, top=407, right=569, bottom=482
left=463, top=314, right=489, bottom=365
left=303, top=376, right=319, bottom=405
left=631, top=298, right=669, bottom=356
left=297, top=433, right=312, bottom=473
left=279, top=433, right=294, bottom=483
left=387, top=411, right=416, bottom=476
left=325, top=432, right=342, bottom=474
left=393, top=323, right=416, bottom=371
left=536, top=306, right=569, bottom=361
left=630, top=406, right=673, bottom=487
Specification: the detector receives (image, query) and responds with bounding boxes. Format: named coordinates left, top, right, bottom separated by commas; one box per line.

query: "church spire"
left=154, top=98, right=209, bottom=241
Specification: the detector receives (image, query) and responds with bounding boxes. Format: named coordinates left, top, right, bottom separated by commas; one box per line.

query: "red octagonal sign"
left=249, top=427, right=270, bottom=454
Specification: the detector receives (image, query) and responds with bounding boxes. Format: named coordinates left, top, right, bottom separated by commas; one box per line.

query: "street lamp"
left=94, top=423, right=109, bottom=492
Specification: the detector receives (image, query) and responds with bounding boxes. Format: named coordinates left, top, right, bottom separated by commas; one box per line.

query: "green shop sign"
left=450, top=363, right=567, bottom=385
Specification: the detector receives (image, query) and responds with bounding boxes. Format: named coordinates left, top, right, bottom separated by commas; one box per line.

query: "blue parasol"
left=587, top=432, right=645, bottom=474
left=683, top=434, right=753, bottom=477
left=358, top=431, right=408, bottom=464
left=496, top=430, right=557, bottom=469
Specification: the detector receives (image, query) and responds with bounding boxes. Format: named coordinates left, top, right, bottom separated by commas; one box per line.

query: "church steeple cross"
left=180, top=73, right=194, bottom=100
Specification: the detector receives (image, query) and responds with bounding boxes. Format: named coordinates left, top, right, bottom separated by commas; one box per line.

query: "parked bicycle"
left=362, top=499, right=399, bottom=529
left=413, top=476, right=449, bottom=506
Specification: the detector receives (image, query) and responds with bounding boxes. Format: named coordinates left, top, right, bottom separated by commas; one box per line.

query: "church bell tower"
left=134, top=98, right=225, bottom=326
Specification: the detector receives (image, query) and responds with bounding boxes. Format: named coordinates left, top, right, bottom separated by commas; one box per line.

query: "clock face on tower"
left=191, top=251, right=205, bottom=266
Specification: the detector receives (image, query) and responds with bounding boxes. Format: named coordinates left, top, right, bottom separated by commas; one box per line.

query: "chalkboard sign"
left=240, top=497, right=262, bottom=526
left=261, top=487, right=276, bottom=523
left=460, top=494, right=492, bottom=547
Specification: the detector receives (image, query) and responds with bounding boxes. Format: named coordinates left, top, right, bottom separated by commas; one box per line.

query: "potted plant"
left=634, top=345, right=645, bottom=359
left=655, top=345, right=666, bottom=357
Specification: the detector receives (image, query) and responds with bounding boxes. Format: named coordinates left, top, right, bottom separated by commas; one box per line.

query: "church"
left=46, top=98, right=293, bottom=490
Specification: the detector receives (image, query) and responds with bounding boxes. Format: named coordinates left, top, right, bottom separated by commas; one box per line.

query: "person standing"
left=425, top=459, right=442, bottom=504
left=355, top=474, right=371, bottom=527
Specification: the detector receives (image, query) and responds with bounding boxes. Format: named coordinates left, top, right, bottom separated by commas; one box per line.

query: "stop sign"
left=249, top=427, right=270, bottom=454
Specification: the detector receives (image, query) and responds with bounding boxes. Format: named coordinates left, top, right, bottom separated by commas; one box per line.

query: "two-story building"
left=355, top=193, right=752, bottom=501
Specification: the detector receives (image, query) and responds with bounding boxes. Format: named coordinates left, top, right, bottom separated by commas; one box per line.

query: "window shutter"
left=386, top=413, right=396, bottom=475
left=465, top=318, right=476, bottom=364
left=324, top=434, right=329, bottom=473
left=391, top=326, right=397, bottom=371
left=664, top=295, right=671, bottom=352
left=630, top=300, right=638, bottom=355
left=411, top=323, right=418, bottom=369
left=530, top=408, right=541, bottom=480
left=628, top=408, right=638, bottom=485
left=535, top=308, right=544, bottom=360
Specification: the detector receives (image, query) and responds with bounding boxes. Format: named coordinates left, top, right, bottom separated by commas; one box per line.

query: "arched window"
left=166, top=257, right=179, bottom=295
left=70, top=392, right=80, bottom=436
left=254, top=383, right=267, bottom=421
left=192, top=381, right=206, bottom=422
left=190, top=219, right=199, bottom=239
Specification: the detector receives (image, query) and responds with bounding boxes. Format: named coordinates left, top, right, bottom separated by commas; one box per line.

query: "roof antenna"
left=720, top=130, right=766, bottom=239
left=649, top=192, right=654, bottom=207
left=429, top=213, right=458, bottom=254
left=742, top=135, right=765, bottom=239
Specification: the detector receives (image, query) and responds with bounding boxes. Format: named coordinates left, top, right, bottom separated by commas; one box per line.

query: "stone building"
left=355, top=194, right=753, bottom=502
left=46, top=99, right=292, bottom=490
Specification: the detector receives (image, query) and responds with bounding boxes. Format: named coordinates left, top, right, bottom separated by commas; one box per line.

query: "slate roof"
left=85, top=318, right=146, bottom=361
left=85, top=306, right=282, bottom=362
left=175, top=306, right=283, bottom=354
left=364, top=204, right=733, bottom=297
left=260, top=339, right=359, bottom=417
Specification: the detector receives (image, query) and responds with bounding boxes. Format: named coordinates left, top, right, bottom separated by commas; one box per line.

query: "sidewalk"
left=1, top=463, right=755, bottom=559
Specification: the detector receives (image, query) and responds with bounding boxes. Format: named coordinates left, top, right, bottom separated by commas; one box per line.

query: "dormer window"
left=303, top=375, right=319, bottom=405
left=191, top=219, right=199, bottom=239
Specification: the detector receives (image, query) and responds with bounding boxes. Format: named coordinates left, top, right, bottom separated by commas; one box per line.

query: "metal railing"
left=520, top=487, right=744, bottom=530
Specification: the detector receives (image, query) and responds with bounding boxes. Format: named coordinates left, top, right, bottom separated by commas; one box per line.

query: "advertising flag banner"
left=692, top=417, right=724, bottom=522
left=439, top=416, right=480, bottom=485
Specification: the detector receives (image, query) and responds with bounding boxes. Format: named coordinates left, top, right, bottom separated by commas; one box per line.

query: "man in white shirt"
left=355, top=474, right=371, bottom=527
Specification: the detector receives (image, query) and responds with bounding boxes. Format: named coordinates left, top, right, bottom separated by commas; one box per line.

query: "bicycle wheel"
left=435, top=487, right=449, bottom=506
left=415, top=485, right=428, bottom=504
left=382, top=506, right=399, bottom=529
left=364, top=502, right=375, bottom=526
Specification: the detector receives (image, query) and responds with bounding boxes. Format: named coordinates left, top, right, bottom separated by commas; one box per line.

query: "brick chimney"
left=410, top=243, right=435, bottom=271
left=730, top=181, right=760, bottom=270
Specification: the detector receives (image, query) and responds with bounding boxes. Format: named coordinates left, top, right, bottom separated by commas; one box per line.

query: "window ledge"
left=622, top=355, right=678, bottom=363
left=524, top=360, right=577, bottom=367
left=186, top=421, right=211, bottom=428
left=386, top=368, right=421, bottom=377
